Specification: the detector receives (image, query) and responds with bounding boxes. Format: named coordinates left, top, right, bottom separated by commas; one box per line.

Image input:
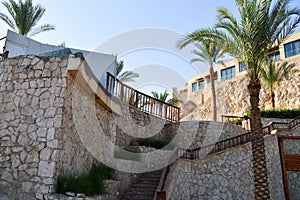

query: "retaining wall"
left=164, top=134, right=284, bottom=200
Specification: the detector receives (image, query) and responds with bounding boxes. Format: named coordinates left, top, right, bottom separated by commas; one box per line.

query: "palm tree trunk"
left=210, top=65, right=217, bottom=121
left=270, top=91, right=275, bottom=108
left=248, top=78, right=270, bottom=200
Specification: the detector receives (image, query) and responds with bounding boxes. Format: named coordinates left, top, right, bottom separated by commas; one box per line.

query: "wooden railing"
left=106, top=72, right=180, bottom=122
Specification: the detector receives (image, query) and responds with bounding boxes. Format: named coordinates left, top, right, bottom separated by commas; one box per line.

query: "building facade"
left=175, top=32, right=300, bottom=121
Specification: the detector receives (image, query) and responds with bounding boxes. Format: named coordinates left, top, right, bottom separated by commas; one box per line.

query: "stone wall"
left=0, top=55, right=136, bottom=199
left=0, top=55, right=70, bottom=199
left=159, top=121, right=246, bottom=149
left=264, top=135, right=285, bottom=200
left=262, top=117, right=293, bottom=126
left=287, top=171, right=300, bottom=200
left=176, top=56, right=300, bottom=121
left=165, top=143, right=255, bottom=200
left=279, top=125, right=300, bottom=137
left=164, top=134, right=284, bottom=200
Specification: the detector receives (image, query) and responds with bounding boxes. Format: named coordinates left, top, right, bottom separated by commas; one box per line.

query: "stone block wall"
left=0, top=55, right=69, bottom=199
left=279, top=125, right=300, bottom=137
left=158, top=121, right=246, bottom=149
left=164, top=134, right=285, bottom=200
left=287, top=171, right=300, bottom=200
left=165, top=143, right=255, bottom=200
left=264, top=135, right=285, bottom=199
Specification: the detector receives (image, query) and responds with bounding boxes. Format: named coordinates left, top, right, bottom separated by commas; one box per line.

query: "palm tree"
left=151, top=90, right=178, bottom=119
left=151, top=90, right=169, bottom=102
left=0, top=0, right=55, bottom=36
left=185, top=41, right=225, bottom=121
left=115, top=60, right=139, bottom=82
left=177, top=0, right=300, bottom=198
left=261, top=60, right=297, bottom=108
left=151, top=90, right=178, bottom=106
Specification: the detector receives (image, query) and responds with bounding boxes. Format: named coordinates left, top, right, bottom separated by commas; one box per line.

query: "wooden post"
left=120, top=84, right=124, bottom=101
left=164, top=104, right=168, bottom=120
left=135, top=91, right=139, bottom=108
left=106, top=73, right=109, bottom=92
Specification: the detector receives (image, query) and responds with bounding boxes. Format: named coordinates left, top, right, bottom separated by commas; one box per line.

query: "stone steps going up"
left=121, top=170, right=162, bottom=200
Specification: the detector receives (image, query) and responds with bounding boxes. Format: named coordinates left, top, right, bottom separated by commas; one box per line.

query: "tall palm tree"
left=177, top=0, right=300, bottom=198
left=0, top=0, right=55, bottom=36
left=261, top=60, right=297, bottom=108
left=115, top=60, right=139, bottom=82
left=186, top=41, right=225, bottom=121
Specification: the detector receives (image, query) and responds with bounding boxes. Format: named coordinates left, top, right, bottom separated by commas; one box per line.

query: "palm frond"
left=29, top=24, right=55, bottom=36
left=0, top=0, right=54, bottom=36
left=118, top=71, right=139, bottom=82
left=0, top=13, right=15, bottom=29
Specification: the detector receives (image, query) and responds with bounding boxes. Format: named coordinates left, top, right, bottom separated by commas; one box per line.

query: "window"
left=221, top=66, right=236, bottom=81
left=192, top=82, right=198, bottom=92
left=284, top=39, right=300, bottom=58
left=239, top=62, right=246, bottom=72
left=192, top=79, right=205, bottom=92
left=198, top=80, right=205, bottom=90
left=268, top=52, right=280, bottom=62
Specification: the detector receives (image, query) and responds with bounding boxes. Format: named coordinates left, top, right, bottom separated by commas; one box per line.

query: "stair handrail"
left=265, top=115, right=300, bottom=131
left=106, top=72, right=180, bottom=122
left=181, top=115, right=300, bottom=160
left=154, top=147, right=179, bottom=200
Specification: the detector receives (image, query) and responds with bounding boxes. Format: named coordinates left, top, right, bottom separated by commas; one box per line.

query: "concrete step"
left=133, top=183, right=158, bottom=188
left=121, top=170, right=162, bottom=200
left=121, top=196, right=154, bottom=200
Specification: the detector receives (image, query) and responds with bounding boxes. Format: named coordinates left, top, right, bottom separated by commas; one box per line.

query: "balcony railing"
left=106, top=72, right=180, bottom=122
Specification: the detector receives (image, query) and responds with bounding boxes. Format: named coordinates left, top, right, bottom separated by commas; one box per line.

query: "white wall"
left=4, top=30, right=116, bottom=86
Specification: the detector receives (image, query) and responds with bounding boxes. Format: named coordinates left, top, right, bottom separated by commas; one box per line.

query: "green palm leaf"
left=0, top=0, right=55, bottom=36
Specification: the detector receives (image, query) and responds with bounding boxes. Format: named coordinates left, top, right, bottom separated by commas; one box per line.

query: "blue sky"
left=1, top=0, right=300, bottom=95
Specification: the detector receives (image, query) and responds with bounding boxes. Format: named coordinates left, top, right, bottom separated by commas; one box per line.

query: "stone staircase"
left=121, top=170, right=162, bottom=200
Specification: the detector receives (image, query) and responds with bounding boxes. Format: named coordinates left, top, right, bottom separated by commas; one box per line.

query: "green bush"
left=247, top=108, right=300, bottom=119
left=227, top=118, right=243, bottom=125
left=56, top=163, right=115, bottom=195
left=135, top=138, right=170, bottom=149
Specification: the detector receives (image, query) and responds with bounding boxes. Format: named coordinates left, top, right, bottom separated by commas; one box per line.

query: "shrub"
left=56, top=163, right=115, bottom=196
left=227, top=118, right=243, bottom=125
left=57, top=174, right=93, bottom=195
left=135, top=138, right=170, bottom=149
left=247, top=108, right=300, bottom=119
